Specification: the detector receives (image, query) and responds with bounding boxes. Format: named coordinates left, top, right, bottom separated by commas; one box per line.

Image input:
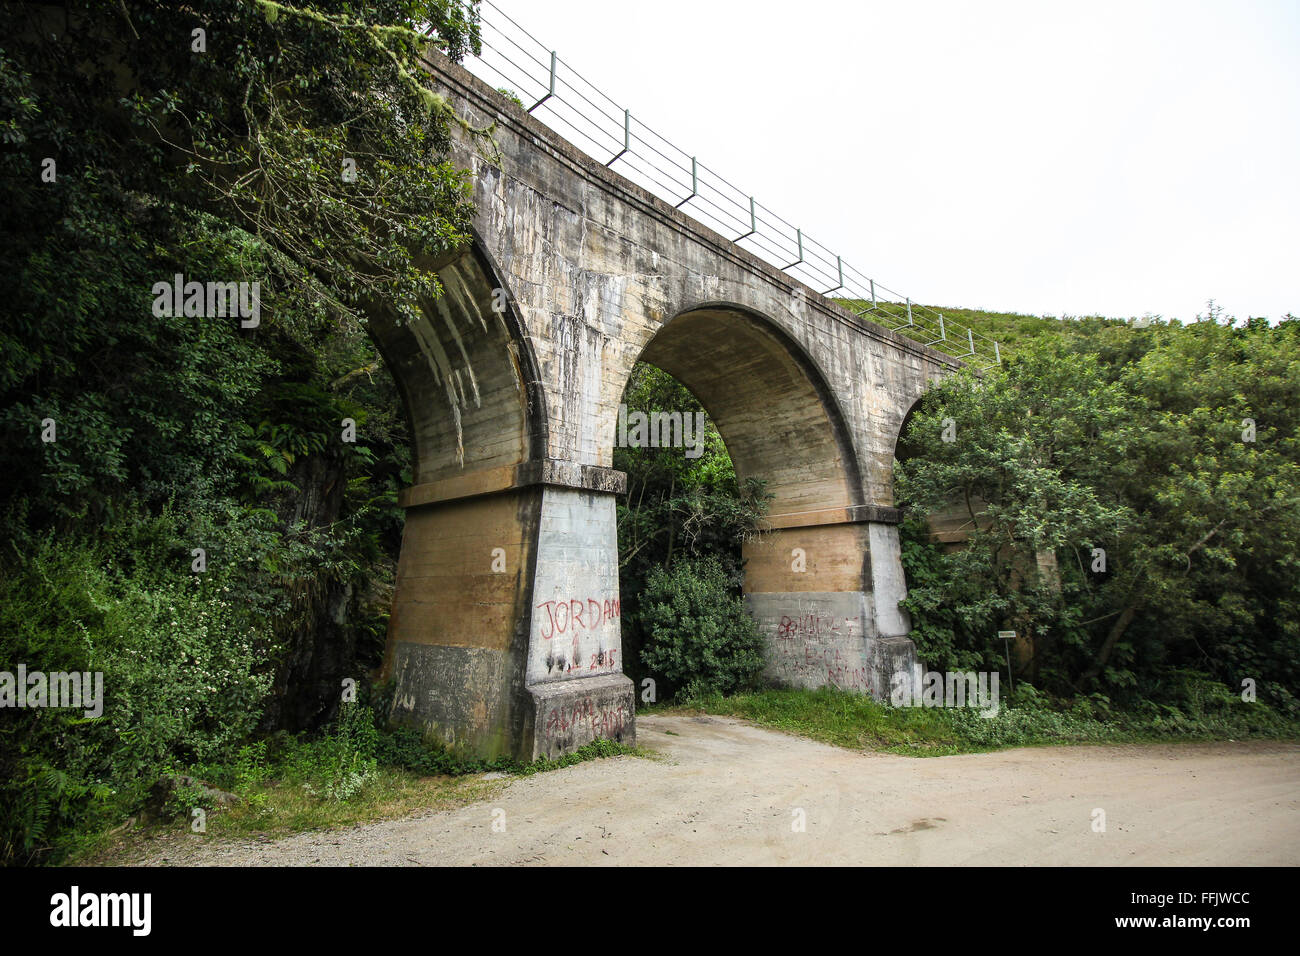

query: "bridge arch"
left=892, top=391, right=990, bottom=549
left=366, top=236, right=549, bottom=481
left=370, top=48, right=967, bottom=760
left=633, top=303, right=865, bottom=520
left=615, top=303, right=921, bottom=700
left=375, top=238, right=559, bottom=760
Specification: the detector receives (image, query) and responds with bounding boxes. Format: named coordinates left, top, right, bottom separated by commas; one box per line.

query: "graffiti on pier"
left=544, top=696, right=630, bottom=737
left=535, top=596, right=621, bottom=640
left=765, top=611, right=871, bottom=692
left=775, top=612, right=857, bottom=642
left=535, top=595, right=622, bottom=678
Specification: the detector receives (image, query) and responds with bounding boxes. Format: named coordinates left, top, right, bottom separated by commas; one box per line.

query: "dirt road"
left=117, top=714, right=1300, bottom=866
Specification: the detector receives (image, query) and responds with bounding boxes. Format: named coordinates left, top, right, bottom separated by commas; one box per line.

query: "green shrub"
left=292, top=702, right=380, bottom=801
left=638, top=556, right=766, bottom=700
left=0, top=511, right=277, bottom=864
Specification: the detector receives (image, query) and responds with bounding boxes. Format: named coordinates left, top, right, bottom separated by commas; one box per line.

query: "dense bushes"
left=941, top=673, right=1294, bottom=750
left=0, top=514, right=277, bottom=864
left=0, top=0, right=485, bottom=862
left=896, top=314, right=1300, bottom=716
left=637, top=557, right=766, bottom=700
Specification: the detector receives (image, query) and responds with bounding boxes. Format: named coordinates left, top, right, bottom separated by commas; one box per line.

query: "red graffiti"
left=825, top=659, right=871, bottom=691
left=553, top=648, right=618, bottom=676
left=545, top=697, right=629, bottom=736
left=768, top=627, right=871, bottom=691
left=536, top=596, right=621, bottom=641
left=775, top=613, right=855, bottom=641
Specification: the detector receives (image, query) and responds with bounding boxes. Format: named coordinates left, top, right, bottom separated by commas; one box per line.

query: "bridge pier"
left=522, top=482, right=635, bottom=759
left=383, top=460, right=634, bottom=762
left=742, top=515, right=922, bottom=702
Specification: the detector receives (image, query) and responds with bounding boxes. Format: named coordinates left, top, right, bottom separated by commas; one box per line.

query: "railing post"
left=821, top=256, right=843, bottom=295
left=953, top=328, right=975, bottom=358
left=924, top=313, right=947, bottom=347
left=736, top=197, right=757, bottom=241
left=782, top=228, right=804, bottom=270
left=528, top=51, right=557, bottom=113
left=606, top=109, right=631, bottom=166
left=675, top=157, right=699, bottom=208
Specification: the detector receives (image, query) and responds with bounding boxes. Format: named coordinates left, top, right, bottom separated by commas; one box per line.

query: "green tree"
left=1097, top=315, right=1300, bottom=707
left=896, top=315, right=1300, bottom=713
left=0, top=0, right=483, bottom=718
left=0, top=0, right=485, bottom=861
left=896, top=345, right=1132, bottom=681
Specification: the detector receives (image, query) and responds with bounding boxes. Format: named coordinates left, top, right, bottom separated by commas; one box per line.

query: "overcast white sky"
left=479, top=0, right=1297, bottom=322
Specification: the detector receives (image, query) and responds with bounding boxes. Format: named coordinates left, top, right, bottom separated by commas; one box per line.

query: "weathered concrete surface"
left=527, top=488, right=622, bottom=684
left=746, top=591, right=922, bottom=702
left=384, top=489, right=539, bottom=759
left=375, top=49, right=965, bottom=760
left=527, top=673, right=635, bottom=761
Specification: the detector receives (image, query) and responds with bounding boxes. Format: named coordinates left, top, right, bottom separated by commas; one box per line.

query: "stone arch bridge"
left=373, top=49, right=964, bottom=761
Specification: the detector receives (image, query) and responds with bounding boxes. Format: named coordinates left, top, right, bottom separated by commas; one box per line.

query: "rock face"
left=374, top=50, right=961, bottom=762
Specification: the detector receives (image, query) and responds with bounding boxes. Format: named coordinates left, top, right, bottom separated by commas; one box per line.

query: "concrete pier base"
left=526, top=673, right=636, bottom=760
left=383, top=463, right=633, bottom=763
left=746, top=591, right=923, bottom=704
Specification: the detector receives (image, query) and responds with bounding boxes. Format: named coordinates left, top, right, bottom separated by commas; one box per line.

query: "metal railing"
left=440, top=0, right=1002, bottom=369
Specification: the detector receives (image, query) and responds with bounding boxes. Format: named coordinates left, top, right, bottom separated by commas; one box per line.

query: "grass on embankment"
left=73, top=732, right=641, bottom=864
left=833, top=299, right=1103, bottom=356
left=649, top=686, right=1300, bottom=757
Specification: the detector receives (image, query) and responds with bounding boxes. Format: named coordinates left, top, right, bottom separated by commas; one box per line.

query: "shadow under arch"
left=892, top=393, right=927, bottom=467
left=892, top=390, right=987, bottom=549
left=634, top=303, right=866, bottom=524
